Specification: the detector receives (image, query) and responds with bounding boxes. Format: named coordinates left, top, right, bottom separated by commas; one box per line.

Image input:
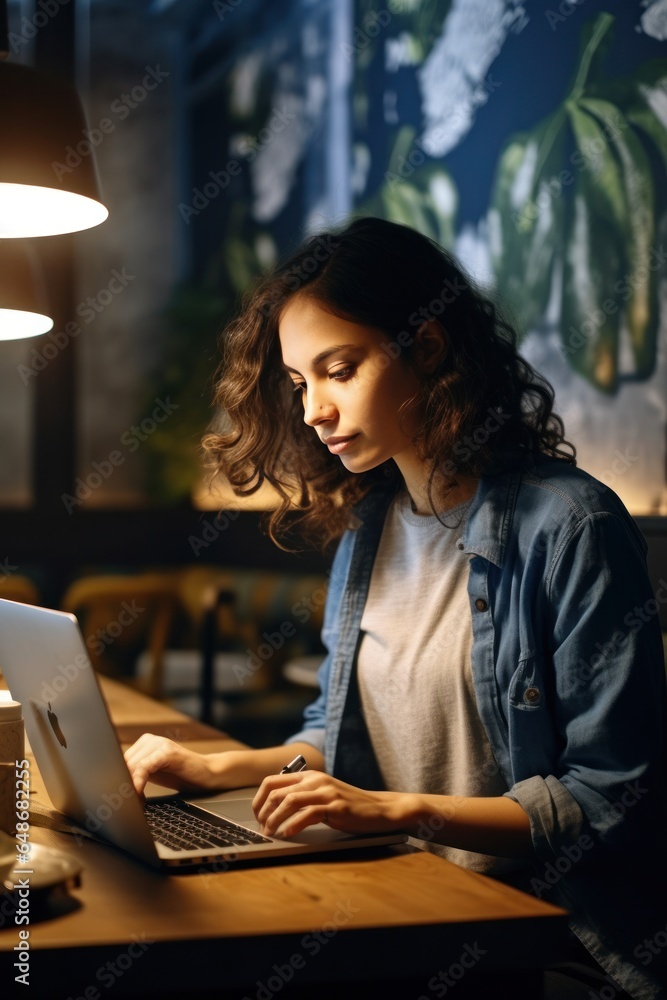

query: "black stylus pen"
left=279, top=754, right=307, bottom=774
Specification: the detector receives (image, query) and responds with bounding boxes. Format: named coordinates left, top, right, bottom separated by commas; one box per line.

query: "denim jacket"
left=287, top=458, right=667, bottom=999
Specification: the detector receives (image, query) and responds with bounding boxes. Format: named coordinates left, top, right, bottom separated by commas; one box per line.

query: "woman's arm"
left=251, top=770, right=534, bottom=859
left=123, top=539, right=361, bottom=798
left=123, top=541, right=355, bottom=796
left=526, top=508, right=666, bottom=854
left=405, top=790, right=533, bottom=857
left=123, top=734, right=324, bottom=796
left=124, top=736, right=532, bottom=858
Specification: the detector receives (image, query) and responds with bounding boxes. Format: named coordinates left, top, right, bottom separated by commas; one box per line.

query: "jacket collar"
left=460, top=468, right=522, bottom=569
left=352, top=468, right=523, bottom=570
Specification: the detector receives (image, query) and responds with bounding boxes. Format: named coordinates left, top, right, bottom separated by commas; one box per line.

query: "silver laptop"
left=0, top=598, right=405, bottom=869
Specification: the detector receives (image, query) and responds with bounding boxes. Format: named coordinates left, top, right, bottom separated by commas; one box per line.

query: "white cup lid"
left=0, top=700, right=22, bottom=721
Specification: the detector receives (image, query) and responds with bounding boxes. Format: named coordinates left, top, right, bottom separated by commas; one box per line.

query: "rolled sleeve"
left=504, top=775, right=584, bottom=860
left=545, top=510, right=665, bottom=850
left=284, top=727, right=325, bottom=755
left=282, top=663, right=328, bottom=756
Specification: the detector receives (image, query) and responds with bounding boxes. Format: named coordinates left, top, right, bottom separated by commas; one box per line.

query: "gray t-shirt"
left=357, top=489, right=520, bottom=874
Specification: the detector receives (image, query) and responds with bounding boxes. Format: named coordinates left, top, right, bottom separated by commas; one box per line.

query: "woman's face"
left=278, top=295, right=425, bottom=476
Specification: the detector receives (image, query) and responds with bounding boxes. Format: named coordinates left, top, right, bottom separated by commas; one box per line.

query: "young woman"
left=125, top=217, right=666, bottom=999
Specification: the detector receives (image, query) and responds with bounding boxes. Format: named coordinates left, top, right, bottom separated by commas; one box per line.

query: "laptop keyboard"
left=145, top=801, right=271, bottom=852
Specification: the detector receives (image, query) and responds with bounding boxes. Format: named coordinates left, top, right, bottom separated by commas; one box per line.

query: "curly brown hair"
left=203, top=216, right=575, bottom=549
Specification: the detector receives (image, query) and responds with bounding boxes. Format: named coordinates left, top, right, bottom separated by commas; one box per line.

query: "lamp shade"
left=0, top=61, right=108, bottom=238
left=0, top=239, right=53, bottom=340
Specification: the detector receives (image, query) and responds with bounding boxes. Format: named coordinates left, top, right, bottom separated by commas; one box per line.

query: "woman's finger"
left=257, top=785, right=332, bottom=835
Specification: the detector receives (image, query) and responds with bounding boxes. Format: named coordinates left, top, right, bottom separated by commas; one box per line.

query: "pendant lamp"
left=0, top=1, right=107, bottom=338
left=0, top=239, right=53, bottom=341
left=0, top=58, right=109, bottom=238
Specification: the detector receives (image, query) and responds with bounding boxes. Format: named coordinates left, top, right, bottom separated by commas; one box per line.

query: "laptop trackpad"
left=197, top=797, right=263, bottom=830
left=196, top=796, right=352, bottom=843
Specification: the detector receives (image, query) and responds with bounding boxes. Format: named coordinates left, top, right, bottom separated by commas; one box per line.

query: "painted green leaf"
left=561, top=176, right=623, bottom=393
left=566, top=102, right=627, bottom=232
left=487, top=12, right=664, bottom=392
left=380, top=167, right=457, bottom=248
left=579, top=96, right=658, bottom=379
left=489, top=114, right=564, bottom=333
left=371, top=126, right=458, bottom=247
left=626, top=105, right=667, bottom=178
left=567, top=12, right=615, bottom=105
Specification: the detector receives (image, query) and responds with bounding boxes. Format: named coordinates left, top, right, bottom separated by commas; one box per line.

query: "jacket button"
left=474, top=598, right=488, bottom=612
left=524, top=687, right=541, bottom=705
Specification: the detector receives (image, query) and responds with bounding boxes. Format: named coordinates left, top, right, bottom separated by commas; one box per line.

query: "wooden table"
left=0, top=677, right=568, bottom=999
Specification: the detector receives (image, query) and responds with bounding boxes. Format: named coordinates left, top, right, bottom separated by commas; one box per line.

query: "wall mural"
left=491, top=12, right=664, bottom=395
left=350, top=1, right=667, bottom=515
left=144, top=0, right=667, bottom=514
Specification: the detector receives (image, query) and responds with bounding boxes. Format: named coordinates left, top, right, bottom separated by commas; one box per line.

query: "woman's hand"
left=252, top=773, right=534, bottom=858
left=252, top=770, right=408, bottom=839
left=123, top=736, right=325, bottom=799
left=123, top=734, right=218, bottom=796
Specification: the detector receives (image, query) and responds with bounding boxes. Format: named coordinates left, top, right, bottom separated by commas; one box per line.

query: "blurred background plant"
left=141, top=281, right=226, bottom=505
left=488, top=12, right=667, bottom=393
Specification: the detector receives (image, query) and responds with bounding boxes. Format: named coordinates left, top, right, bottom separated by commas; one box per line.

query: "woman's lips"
left=323, top=434, right=359, bottom=454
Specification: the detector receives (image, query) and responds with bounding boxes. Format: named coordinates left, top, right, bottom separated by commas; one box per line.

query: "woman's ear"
left=414, top=318, right=447, bottom=374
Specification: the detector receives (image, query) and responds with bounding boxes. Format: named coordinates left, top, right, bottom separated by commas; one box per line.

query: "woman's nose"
left=302, top=384, right=335, bottom=426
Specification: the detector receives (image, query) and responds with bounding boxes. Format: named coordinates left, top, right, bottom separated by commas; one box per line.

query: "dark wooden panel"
left=1, top=507, right=330, bottom=605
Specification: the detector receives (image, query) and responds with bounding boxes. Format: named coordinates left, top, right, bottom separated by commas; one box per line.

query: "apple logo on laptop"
left=47, top=703, right=67, bottom=748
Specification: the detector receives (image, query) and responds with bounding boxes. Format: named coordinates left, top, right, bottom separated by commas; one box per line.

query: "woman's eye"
left=291, top=382, right=306, bottom=393
left=329, top=366, right=354, bottom=382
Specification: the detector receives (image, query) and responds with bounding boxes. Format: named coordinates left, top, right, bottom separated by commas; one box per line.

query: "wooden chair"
left=60, top=572, right=183, bottom=696
left=0, top=575, right=40, bottom=606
